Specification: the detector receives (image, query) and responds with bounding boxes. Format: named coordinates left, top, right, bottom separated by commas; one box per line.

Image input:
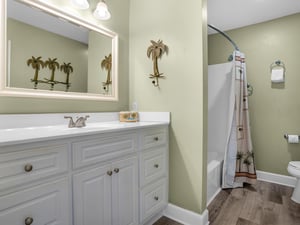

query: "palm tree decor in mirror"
left=101, top=53, right=112, bottom=93
left=147, top=39, right=169, bottom=87
left=60, top=62, right=73, bottom=92
left=27, top=56, right=45, bottom=89
left=27, top=56, right=74, bottom=91
left=44, top=58, right=60, bottom=90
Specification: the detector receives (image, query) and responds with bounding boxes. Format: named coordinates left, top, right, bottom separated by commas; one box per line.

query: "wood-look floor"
left=154, top=180, right=300, bottom=225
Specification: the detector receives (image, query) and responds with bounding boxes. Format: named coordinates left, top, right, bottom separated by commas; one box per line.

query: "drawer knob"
left=154, top=137, right=159, bottom=141
left=24, top=164, right=33, bottom=172
left=25, top=217, right=34, bottom=225
left=154, top=196, right=159, bottom=201
left=154, top=164, right=159, bottom=168
left=107, top=171, right=113, bottom=176
left=114, top=168, right=120, bottom=173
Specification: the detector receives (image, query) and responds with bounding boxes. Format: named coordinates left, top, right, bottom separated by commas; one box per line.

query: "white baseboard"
left=207, top=187, right=221, bottom=206
left=163, top=203, right=209, bottom=225
left=256, top=170, right=296, bottom=187
left=143, top=212, right=164, bottom=225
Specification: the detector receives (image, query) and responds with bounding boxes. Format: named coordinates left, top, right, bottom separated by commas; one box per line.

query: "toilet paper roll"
left=288, top=135, right=299, bottom=144
left=271, top=68, right=285, bottom=83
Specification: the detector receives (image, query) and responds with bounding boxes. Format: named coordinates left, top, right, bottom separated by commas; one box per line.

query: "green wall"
left=1, top=0, right=130, bottom=113
left=7, top=18, right=88, bottom=92
left=129, top=0, right=207, bottom=213
left=208, top=13, right=300, bottom=176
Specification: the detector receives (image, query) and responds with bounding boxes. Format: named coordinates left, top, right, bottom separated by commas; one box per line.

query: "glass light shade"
left=71, top=0, right=89, bottom=9
left=93, top=2, right=111, bottom=20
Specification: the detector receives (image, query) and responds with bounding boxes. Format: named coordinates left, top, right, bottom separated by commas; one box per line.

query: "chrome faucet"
left=64, top=115, right=89, bottom=128
left=75, top=115, right=90, bottom=127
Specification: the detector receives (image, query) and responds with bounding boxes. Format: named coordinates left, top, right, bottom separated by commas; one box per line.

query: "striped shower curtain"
left=222, top=51, right=257, bottom=189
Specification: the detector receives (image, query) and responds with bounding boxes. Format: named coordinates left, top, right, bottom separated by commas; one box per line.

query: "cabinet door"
left=112, top=157, right=138, bottom=225
left=73, top=165, right=112, bottom=225
left=0, top=178, right=70, bottom=225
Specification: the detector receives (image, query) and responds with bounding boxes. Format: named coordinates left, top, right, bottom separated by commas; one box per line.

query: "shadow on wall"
left=288, top=144, right=300, bottom=161
left=168, top=127, right=204, bottom=213
left=271, top=83, right=285, bottom=89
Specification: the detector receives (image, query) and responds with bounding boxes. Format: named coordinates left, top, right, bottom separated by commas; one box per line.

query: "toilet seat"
left=289, top=161, right=300, bottom=170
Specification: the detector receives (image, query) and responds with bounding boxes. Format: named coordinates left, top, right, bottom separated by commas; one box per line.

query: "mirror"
left=0, top=0, right=118, bottom=100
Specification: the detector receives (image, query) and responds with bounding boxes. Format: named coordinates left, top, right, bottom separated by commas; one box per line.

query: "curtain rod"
left=208, top=24, right=240, bottom=51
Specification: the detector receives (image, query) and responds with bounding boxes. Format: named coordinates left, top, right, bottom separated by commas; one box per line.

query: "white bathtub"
left=207, top=63, right=232, bottom=205
left=207, top=152, right=223, bottom=205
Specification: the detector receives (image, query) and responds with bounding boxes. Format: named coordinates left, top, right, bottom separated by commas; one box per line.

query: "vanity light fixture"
left=70, top=0, right=89, bottom=10
left=93, top=0, right=111, bottom=20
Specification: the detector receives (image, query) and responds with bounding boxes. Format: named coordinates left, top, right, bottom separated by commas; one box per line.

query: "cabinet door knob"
left=24, top=164, right=33, bottom=172
left=154, top=196, right=159, bottom=201
left=107, top=171, right=113, bottom=176
left=154, top=137, right=159, bottom=141
left=114, top=168, right=119, bottom=173
left=154, top=164, right=159, bottom=168
left=25, top=217, right=34, bottom=225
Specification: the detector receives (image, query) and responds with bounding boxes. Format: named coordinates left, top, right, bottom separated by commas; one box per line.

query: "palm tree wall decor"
left=44, top=57, right=60, bottom=90
left=27, top=56, right=45, bottom=89
left=60, top=62, right=73, bottom=91
left=146, top=39, right=169, bottom=87
left=101, top=53, right=112, bottom=93
left=27, top=56, right=74, bottom=91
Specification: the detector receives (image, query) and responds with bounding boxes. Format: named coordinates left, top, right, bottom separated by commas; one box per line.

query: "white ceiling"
left=207, top=0, right=300, bottom=34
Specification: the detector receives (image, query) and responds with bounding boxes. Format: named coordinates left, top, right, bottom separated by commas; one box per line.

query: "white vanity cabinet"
left=73, top=157, right=139, bottom=225
left=0, top=178, right=70, bottom=225
left=0, top=142, right=71, bottom=225
left=139, top=127, right=169, bottom=224
left=72, top=132, right=139, bottom=225
left=0, top=122, right=169, bottom=225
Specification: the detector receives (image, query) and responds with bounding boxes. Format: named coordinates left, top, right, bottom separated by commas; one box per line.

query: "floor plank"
left=208, top=180, right=300, bottom=225
left=153, top=216, right=183, bottom=225
left=153, top=180, right=300, bottom=225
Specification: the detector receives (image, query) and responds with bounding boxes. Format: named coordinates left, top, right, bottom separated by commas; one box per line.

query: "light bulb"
left=93, top=1, right=111, bottom=20
left=71, top=0, right=89, bottom=9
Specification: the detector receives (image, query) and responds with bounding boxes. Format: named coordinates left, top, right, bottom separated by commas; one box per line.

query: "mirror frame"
left=0, top=0, right=119, bottom=101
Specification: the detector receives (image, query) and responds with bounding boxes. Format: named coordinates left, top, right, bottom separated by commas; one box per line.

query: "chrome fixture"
left=64, top=115, right=90, bottom=128
left=93, top=0, right=111, bottom=20
left=70, top=0, right=89, bottom=9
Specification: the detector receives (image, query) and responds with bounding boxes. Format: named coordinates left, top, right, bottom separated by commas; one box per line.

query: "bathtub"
left=207, top=62, right=232, bottom=205
left=207, top=152, right=223, bottom=205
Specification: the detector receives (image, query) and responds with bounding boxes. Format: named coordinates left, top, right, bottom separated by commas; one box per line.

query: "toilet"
left=287, top=161, right=300, bottom=203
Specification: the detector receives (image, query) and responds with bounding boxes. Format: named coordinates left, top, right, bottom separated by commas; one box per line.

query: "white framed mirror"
left=0, top=0, right=118, bottom=101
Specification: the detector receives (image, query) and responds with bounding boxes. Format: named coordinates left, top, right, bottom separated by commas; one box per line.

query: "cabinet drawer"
left=72, top=133, right=137, bottom=169
left=140, top=179, right=168, bottom=223
left=0, top=178, right=70, bottom=225
left=140, top=147, right=167, bottom=186
left=0, top=144, right=69, bottom=190
left=141, top=128, right=168, bottom=150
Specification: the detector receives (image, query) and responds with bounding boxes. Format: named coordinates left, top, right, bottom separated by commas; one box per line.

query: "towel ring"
left=270, top=60, right=285, bottom=72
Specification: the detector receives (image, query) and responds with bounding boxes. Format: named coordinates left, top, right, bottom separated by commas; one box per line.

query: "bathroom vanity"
left=0, top=112, right=169, bottom=225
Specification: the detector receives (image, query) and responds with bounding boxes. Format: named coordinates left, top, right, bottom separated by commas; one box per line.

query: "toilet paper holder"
left=284, top=134, right=300, bottom=139
left=270, top=60, right=285, bottom=72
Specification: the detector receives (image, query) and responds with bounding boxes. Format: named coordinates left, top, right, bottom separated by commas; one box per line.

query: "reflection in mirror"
left=1, top=0, right=118, bottom=100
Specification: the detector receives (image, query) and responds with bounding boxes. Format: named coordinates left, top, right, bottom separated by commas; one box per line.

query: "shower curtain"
left=222, top=51, right=257, bottom=188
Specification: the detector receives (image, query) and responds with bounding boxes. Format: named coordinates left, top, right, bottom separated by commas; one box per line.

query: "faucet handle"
left=64, top=116, right=75, bottom=128
left=74, top=115, right=90, bottom=127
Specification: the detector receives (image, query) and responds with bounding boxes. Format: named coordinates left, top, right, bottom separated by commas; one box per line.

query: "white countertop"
left=0, top=112, right=170, bottom=146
